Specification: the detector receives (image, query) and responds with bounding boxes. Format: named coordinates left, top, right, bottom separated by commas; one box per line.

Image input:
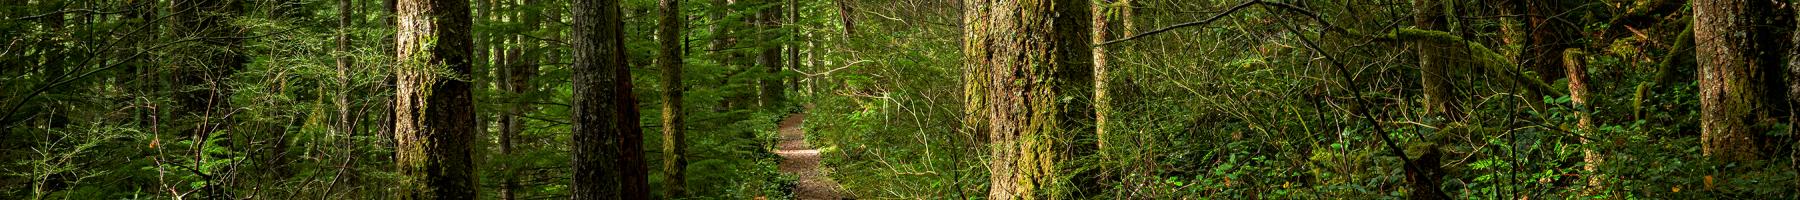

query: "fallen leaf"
left=1704, top=175, right=1714, bottom=191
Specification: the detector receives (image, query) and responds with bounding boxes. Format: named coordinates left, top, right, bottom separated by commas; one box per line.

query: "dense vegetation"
left=3, top=0, right=1799, bottom=199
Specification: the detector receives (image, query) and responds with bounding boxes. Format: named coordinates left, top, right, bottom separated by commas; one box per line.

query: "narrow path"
left=775, top=113, right=843, bottom=200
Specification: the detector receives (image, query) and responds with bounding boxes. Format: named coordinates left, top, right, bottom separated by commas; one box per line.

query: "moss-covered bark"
left=394, top=0, right=478, bottom=198
left=1091, top=1, right=1111, bottom=150
left=1693, top=0, right=1790, bottom=162
left=1564, top=49, right=1605, bottom=192
left=657, top=0, right=688, bottom=197
left=960, top=0, right=990, bottom=145
left=1390, top=28, right=1565, bottom=100
left=965, top=0, right=1093, bottom=199
left=1412, top=0, right=1464, bottom=121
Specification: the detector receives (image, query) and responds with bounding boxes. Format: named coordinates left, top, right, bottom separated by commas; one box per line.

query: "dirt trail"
left=775, top=113, right=842, bottom=200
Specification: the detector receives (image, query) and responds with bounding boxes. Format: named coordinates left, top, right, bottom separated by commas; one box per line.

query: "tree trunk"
left=1091, top=0, right=1111, bottom=150
left=499, top=1, right=542, bottom=199
left=1413, top=0, right=1462, bottom=121
left=1693, top=0, right=1791, bottom=162
left=835, top=0, right=854, bottom=36
left=570, top=0, right=649, bottom=198
left=758, top=0, right=786, bottom=108
left=393, top=0, right=478, bottom=198
left=1119, top=0, right=1132, bottom=36
left=657, top=0, right=688, bottom=197
left=964, top=0, right=1093, bottom=198
left=1564, top=49, right=1603, bottom=192
left=787, top=0, right=800, bottom=100
left=337, top=0, right=357, bottom=137
left=959, top=0, right=990, bottom=145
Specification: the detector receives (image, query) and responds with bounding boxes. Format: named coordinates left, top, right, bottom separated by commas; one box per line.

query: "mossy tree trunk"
left=570, top=0, right=650, bottom=198
left=1091, top=0, right=1111, bottom=151
left=1413, top=0, right=1463, bottom=121
left=960, top=0, right=990, bottom=144
left=1693, top=0, right=1792, bottom=162
left=393, top=0, right=479, bottom=198
left=964, top=0, right=1093, bottom=198
left=1563, top=49, right=1604, bottom=192
left=658, top=0, right=689, bottom=197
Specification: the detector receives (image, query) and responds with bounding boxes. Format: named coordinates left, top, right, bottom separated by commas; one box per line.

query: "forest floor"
left=775, top=112, right=843, bottom=199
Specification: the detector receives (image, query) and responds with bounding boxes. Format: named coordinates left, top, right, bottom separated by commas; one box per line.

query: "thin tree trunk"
left=1564, top=49, right=1602, bottom=193
left=393, top=0, right=478, bottom=198
left=1120, top=0, right=1132, bottom=36
left=786, top=0, right=800, bottom=99
left=835, top=0, right=853, bottom=36
left=1091, top=0, right=1111, bottom=150
left=965, top=0, right=1093, bottom=198
left=570, top=0, right=649, bottom=198
left=338, top=0, right=357, bottom=137
left=657, top=0, right=688, bottom=197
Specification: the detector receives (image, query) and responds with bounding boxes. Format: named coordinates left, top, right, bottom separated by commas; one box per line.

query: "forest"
left=3, top=0, right=1800, bottom=199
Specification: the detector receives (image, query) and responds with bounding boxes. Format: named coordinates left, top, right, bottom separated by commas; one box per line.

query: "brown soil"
left=775, top=113, right=843, bottom=200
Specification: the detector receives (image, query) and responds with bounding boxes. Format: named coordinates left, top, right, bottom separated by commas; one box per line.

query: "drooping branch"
left=1099, top=0, right=1256, bottom=46
left=1101, top=0, right=1368, bottom=46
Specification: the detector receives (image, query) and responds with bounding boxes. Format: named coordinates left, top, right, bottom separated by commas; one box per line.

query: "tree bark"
left=1413, top=0, right=1463, bottom=121
left=1119, top=0, right=1132, bottom=36
left=499, top=1, right=542, bottom=199
left=1693, top=0, right=1791, bottom=162
left=338, top=0, right=357, bottom=137
left=570, top=0, right=649, bottom=198
left=393, top=0, right=478, bottom=198
left=835, top=0, right=854, bottom=36
left=959, top=0, right=990, bottom=145
left=1091, top=0, right=1111, bottom=150
left=657, top=0, right=688, bottom=197
left=1564, top=49, right=1603, bottom=192
left=964, top=0, right=1093, bottom=198
left=758, top=0, right=786, bottom=107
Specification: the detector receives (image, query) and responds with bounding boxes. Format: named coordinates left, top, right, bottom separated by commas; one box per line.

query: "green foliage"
left=6, top=0, right=1800, bottom=199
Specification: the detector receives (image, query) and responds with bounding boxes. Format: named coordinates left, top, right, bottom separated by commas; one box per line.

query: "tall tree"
left=758, top=0, right=786, bottom=107
left=1563, top=49, right=1602, bottom=192
left=337, top=0, right=357, bottom=137
left=499, top=1, right=543, bottom=199
left=658, top=0, right=689, bottom=197
left=1091, top=0, right=1111, bottom=150
left=1413, top=0, right=1463, bottom=120
left=1693, top=0, right=1792, bottom=162
left=959, top=0, right=989, bottom=146
left=570, top=0, right=649, bottom=198
left=393, top=0, right=479, bottom=198
left=964, top=0, right=1093, bottom=198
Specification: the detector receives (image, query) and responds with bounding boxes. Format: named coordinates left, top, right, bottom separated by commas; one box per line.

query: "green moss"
left=1390, top=28, right=1464, bottom=45
left=1387, top=28, right=1566, bottom=98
